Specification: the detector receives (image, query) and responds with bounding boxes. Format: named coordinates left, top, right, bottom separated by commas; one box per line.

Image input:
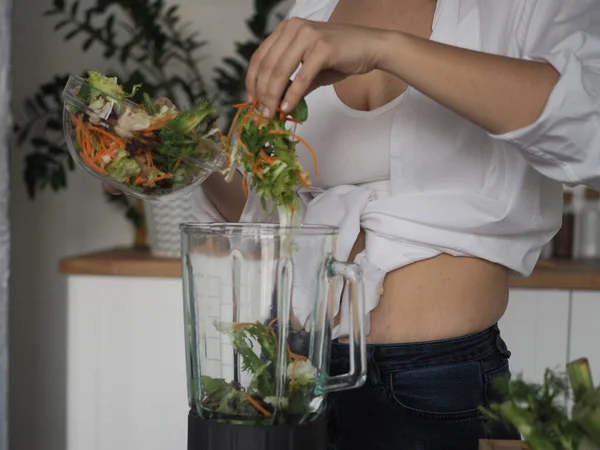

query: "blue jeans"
left=326, top=325, right=520, bottom=450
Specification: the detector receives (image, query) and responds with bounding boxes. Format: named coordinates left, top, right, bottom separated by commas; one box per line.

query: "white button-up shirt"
left=193, top=0, right=600, bottom=338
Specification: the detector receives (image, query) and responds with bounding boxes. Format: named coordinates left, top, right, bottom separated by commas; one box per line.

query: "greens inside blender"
left=198, top=319, right=321, bottom=424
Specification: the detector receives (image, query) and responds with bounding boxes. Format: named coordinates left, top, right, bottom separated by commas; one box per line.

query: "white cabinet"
left=569, top=291, right=600, bottom=382
left=501, top=289, right=571, bottom=383
left=63, top=274, right=599, bottom=449
left=66, top=275, right=187, bottom=450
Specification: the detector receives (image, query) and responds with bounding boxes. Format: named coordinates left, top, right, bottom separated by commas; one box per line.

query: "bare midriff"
left=335, top=230, right=509, bottom=344
left=328, top=0, right=509, bottom=343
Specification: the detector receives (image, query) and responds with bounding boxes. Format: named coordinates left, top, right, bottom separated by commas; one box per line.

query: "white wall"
left=9, top=0, right=257, bottom=449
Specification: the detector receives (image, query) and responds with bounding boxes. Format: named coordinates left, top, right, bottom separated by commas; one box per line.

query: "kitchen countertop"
left=59, top=247, right=600, bottom=291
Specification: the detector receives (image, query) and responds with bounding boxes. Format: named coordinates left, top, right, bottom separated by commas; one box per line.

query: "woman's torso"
left=295, top=0, right=536, bottom=343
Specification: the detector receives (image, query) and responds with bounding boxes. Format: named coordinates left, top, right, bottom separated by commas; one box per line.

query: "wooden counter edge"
left=59, top=247, right=182, bottom=278
left=59, top=248, right=600, bottom=290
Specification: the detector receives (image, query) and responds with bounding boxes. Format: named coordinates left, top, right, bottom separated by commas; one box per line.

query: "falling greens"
left=198, top=320, right=319, bottom=424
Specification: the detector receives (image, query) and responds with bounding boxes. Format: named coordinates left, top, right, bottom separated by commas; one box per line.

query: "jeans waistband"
left=331, top=324, right=505, bottom=374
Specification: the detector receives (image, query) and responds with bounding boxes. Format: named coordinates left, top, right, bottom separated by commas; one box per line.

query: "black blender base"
left=188, top=410, right=328, bottom=450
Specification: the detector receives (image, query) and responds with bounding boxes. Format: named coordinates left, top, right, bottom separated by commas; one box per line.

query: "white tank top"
left=296, top=85, right=403, bottom=198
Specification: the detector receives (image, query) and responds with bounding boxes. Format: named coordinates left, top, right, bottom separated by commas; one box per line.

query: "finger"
left=104, top=183, right=122, bottom=195
left=280, top=54, right=326, bottom=114
left=246, top=21, right=288, bottom=103
left=255, top=24, right=306, bottom=116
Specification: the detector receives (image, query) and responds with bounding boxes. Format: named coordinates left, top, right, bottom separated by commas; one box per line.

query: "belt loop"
left=367, top=347, right=382, bottom=386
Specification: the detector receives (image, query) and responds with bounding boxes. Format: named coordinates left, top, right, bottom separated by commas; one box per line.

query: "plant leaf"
left=64, top=28, right=81, bottom=40
left=70, top=1, right=80, bottom=16
left=31, top=137, right=50, bottom=149
left=165, top=5, right=178, bottom=19
left=50, top=165, right=67, bottom=190
left=45, top=118, right=62, bottom=131
left=82, top=36, right=95, bottom=51
left=105, top=14, right=115, bottom=34
left=24, top=99, right=38, bottom=117
left=53, top=20, right=70, bottom=31
left=49, top=144, right=66, bottom=156
left=35, top=94, right=49, bottom=112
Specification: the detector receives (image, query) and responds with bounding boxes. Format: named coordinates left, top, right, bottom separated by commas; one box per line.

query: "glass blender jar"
left=180, top=223, right=367, bottom=450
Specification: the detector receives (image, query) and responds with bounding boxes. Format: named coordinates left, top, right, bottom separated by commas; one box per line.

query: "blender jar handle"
left=322, top=259, right=367, bottom=393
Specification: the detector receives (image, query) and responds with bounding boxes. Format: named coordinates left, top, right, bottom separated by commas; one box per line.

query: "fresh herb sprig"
left=482, top=358, right=600, bottom=450
left=221, top=97, right=316, bottom=218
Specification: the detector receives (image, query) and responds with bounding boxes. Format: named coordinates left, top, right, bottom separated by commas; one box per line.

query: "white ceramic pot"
left=144, top=194, right=195, bottom=258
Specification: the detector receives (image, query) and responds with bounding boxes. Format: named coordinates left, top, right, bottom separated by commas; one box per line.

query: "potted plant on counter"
left=480, top=358, right=600, bottom=450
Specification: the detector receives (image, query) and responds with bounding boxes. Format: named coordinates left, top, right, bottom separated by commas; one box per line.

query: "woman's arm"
left=201, top=171, right=246, bottom=223
left=247, top=3, right=600, bottom=188
left=245, top=18, right=558, bottom=135
left=375, top=32, right=559, bottom=135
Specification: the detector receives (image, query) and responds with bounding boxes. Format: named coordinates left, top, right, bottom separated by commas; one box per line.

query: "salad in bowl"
left=62, top=72, right=226, bottom=201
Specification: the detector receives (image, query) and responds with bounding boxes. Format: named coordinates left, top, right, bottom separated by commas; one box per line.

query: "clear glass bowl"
left=61, top=75, right=226, bottom=202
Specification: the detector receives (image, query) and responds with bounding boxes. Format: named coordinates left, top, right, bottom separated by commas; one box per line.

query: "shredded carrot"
left=268, top=130, right=319, bottom=175
left=288, top=347, right=308, bottom=362
left=173, top=156, right=183, bottom=172
left=145, top=151, right=154, bottom=168
left=73, top=119, right=94, bottom=162
left=241, top=176, right=249, bottom=198
left=268, top=318, right=278, bottom=328
left=286, top=118, right=303, bottom=124
left=233, top=102, right=251, bottom=109
left=259, top=149, right=278, bottom=165
left=295, top=171, right=310, bottom=189
left=107, top=141, right=122, bottom=153
left=236, top=113, right=255, bottom=157
left=70, top=114, right=89, bottom=134
left=213, top=123, right=224, bottom=140
left=242, top=392, right=272, bottom=418
left=143, top=113, right=177, bottom=131
left=81, top=150, right=107, bottom=175
left=87, top=125, right=125, bottom=145
left=252, top=159, right=263, bottom=180
left=133, top=176, right=145, bottom=186
left=290, top=360, right=297, bottom=392
left=227, top=105, right=247, bottom=144
left=74, top=126, right=87, bottom=156
left=233, top=322, right=255, bottom=330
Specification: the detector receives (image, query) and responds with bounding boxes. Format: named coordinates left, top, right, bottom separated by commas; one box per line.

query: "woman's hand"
left=245, top=18, right=387, bottom=118
left=246, top=17, right=559, bottom=134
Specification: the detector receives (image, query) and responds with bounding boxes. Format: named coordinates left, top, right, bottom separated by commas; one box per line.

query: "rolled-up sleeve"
left=490, top=0, right=600, bottom=188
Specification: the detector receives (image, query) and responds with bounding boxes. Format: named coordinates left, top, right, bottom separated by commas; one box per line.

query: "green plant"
left=14, top=0, right=209, bottom=226
left=482, top=358, right=600, bottom=450
left=14, top=0, right=289, bottom=229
